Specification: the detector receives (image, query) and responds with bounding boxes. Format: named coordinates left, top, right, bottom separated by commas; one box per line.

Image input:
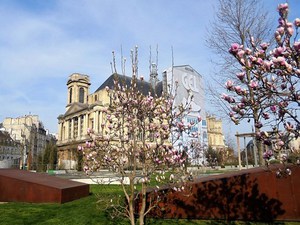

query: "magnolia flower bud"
left=287, top=27, right=294, bottom=36
left=229, top=43, right=240, bottom=54
left=294, top=18, right=300, bottom=27
left=225, top=80, right=234, bottom=90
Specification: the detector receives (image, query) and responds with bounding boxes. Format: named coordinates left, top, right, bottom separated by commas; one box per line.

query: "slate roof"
left=95, top=74, right=163, bottom=97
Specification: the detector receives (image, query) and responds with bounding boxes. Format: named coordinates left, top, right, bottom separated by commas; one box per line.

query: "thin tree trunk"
left=138, top=172, right=147, bottom=225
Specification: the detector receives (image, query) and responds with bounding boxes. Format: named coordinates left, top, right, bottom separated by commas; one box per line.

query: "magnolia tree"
left=78, top=47, right=202, bottom=225
left=223, top=3, right=300, bottom=169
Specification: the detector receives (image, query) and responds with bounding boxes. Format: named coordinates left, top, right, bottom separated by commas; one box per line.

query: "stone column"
left=99, top=111, right=103, bottom=133
left=71, top=118, right=74, bottom=140
left=84, top=113, right=89, bottom=135
left=66, top=120, right=70, bottom=140
left=94, top=111, right=99, bottom=133
left=58, top=122, right=63, bottom=141
left=78, top=116, right=81, bottom=139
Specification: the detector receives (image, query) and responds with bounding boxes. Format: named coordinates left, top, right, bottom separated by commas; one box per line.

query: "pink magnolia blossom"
left=272, top=56, right=285, bottom=66
left=276, top=27, right=285, bottom=35
left=262, top=112, right=270, bottom=120
left=256, top=58, right=263, bottom=65
left=263, top=150, right=273, bottom=160
left=281, top=83, right=287, bottom=90
left=250, top=36, right=255, bottom=46
left=236, top=72, right=245, bottom=80
left=278, top=17, right=286, bottom=26
left=229, top=43, right=240, bottom=54
left=225, top=80, right=234, bottom=90
left=249, top=80, right=258, bottom=89
left=237, top=50, right=245, bottom=58
left=245, top=48, right=252, bottom=55
left=277, top=140, right=285, bottom=147
left=275, top=32, right=282, bottom=42
left=255, top=121, right=263, bottom=128
left=234, top=86, right=242, bottom=94
left=287, top=26, right=294, bottom=36
left=294, top=18, right=300, bottom=27
left=87, top=128, right=93, bottom=134
left=274, top=47, right=285, bottom=56
left=270, top=105, right=277, bottom=113
left=277, top=3, right=288, bottom=14
left=263, top=60, right=273, bottom=71
left=260, top=42, right=269, bottom=50
left=284, top=122, right=294, bottom=131
left=237, top=103, right=245, bottom=109
left=231, top=106, right=239, bottom=112
left=294, top=41, right=300, bottom=51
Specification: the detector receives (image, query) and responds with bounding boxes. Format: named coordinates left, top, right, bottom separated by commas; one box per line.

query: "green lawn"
left=0, top=185, right=298, bottom=225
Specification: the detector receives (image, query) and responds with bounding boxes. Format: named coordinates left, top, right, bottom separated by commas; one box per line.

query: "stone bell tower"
left=66, top=73, right=90, bottom=111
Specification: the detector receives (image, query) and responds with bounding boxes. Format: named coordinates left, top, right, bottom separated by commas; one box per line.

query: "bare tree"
left=206, top=0, right=274, bottom=117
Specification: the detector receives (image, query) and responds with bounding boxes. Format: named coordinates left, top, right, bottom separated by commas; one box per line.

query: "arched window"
left=69, top=88, right=73, bottom=104
left=79, top=87, right=85, bottom=103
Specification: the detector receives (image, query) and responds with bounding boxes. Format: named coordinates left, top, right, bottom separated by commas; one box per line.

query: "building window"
left=203, top=131, right=207, bottom=140
left=90, top=119, right=94, bottom=130
left=79, top=87, right=85, bottom=103
left=69, top=88, right=73, bottom=104
left=202, top=120, right=207, bottom=126
left=94, top=95, right=97, bottom=102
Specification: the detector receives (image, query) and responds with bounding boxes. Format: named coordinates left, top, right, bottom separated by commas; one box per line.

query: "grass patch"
left=0, top=184, right=298, bottom=225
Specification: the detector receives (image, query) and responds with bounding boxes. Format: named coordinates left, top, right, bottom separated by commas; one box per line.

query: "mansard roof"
left=95, top=73, right=163, bottom=97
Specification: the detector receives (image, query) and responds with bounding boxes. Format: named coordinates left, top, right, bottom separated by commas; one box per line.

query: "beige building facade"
left=206, top=115, right=226, bottom=151
left=2, top=115, right=47, bottom=169
left=57, top=72, right=164, bottom=169
left=0, top=130, right=22, bottom=168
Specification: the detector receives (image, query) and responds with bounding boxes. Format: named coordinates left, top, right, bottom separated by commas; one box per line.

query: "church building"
left=57, top=65, right=208, bottom=169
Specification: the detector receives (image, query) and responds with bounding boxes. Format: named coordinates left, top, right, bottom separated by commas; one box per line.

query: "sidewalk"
left=54, top=167, right=243, bottom=185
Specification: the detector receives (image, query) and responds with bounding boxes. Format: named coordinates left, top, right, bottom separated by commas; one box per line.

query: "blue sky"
left=0, top=0, right=299, bottom=137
